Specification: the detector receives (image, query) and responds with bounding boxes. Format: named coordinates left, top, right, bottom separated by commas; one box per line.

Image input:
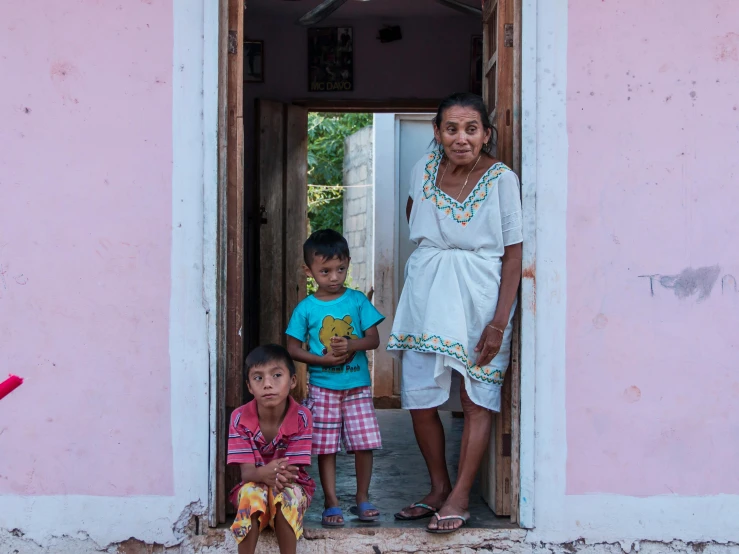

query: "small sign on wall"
left=308, top=27, right=354, bottom=92
left=244, top=40, right=264, bottom=83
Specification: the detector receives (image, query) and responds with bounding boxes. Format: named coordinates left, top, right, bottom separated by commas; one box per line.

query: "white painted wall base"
left=3, top=527, right=737, bottom=554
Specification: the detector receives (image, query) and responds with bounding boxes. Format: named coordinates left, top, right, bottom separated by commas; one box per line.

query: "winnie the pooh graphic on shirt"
left=319, top=315, right=359, bottom=363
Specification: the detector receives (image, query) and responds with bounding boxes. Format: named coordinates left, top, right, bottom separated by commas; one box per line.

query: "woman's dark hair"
left=244, top=344, right=296, bottom=381
left=303, top=229, right=350, bottom=265
left=432, top=92, right=497, bottom=156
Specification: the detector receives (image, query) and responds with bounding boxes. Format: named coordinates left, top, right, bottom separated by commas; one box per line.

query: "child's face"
left=246, top=362, right=296, bottom=410
left=306, top=255, right=350, bottom=294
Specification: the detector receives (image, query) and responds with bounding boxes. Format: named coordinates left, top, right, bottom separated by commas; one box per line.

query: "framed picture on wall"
left=308, top=27, right=354, bottom=92
left=470, top=35, right=483, bottom=96
left=244, top=40, right=264, bottom=83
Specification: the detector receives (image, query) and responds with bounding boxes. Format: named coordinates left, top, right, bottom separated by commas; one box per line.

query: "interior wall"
left=242, top=15, right=482, bottom=276
left=243, top=15, right=481, bottom=102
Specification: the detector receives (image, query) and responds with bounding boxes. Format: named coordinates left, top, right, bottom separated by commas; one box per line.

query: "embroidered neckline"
left=388, top=332, right=504, bottom=385
left=421, top=150, right=509, bottom=227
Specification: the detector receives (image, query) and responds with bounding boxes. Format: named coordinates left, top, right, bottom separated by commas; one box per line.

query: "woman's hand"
left=474, top=325, right=504, bottom=367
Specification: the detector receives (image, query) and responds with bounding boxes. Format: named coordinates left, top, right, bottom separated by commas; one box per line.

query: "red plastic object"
left=0, top=375, right=23, bottom=400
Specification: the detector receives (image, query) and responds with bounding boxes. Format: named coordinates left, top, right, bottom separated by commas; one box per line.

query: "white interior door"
left=395, top=115, right=435, bottom=298
left=373, top=113, right=434, bottom=399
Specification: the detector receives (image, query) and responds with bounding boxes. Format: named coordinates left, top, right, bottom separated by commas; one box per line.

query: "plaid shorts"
left=305, top=385, right=382, bottom=455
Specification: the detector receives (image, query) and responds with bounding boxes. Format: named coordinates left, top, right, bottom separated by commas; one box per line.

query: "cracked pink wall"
left=0, top=0, right=174, bottom=495
left=566, top=0, right=739, bottom=495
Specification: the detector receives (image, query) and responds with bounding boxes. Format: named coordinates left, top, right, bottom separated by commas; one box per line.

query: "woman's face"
left=434, top=106, right=491, bottom=166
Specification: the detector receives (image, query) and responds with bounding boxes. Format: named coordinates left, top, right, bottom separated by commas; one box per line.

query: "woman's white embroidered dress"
left=387, top=150, right=523, bottom=412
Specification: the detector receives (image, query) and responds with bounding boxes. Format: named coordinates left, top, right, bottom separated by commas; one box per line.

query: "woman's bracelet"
left=486, top=324, right=505, bottom=334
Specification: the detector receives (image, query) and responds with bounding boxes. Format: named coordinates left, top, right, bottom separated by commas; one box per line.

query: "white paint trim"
left=524, top=0, right=569, bottom=541
left=202, top=0, right=221, bottom=528
left=0, top=1, right=217, bottom=546
left=168, top=0, right=212, bottom=526
left=517, top=0, right=538, bottom=530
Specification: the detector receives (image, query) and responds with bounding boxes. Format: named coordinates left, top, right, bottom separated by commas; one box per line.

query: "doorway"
left=215, top=0, right=524, bottom=529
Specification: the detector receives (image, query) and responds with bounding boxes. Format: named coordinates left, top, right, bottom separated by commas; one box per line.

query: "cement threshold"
left=300, top=525, right=527, bottom=554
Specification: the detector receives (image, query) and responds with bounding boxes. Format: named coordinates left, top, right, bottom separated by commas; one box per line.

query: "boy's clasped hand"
left=259, top=458, right=299, bottom=491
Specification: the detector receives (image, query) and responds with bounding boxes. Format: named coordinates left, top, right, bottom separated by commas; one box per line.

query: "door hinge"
left=502, top=433, right=512, bottom=457
left=504, top=23, right=514, bottom=47
left=228, top=30, right=238, bottom=54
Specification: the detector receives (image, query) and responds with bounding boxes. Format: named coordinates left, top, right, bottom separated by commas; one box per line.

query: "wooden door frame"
left=479, top=0, right=524, bottom=524
left=295, top=99, right=441, bottom=113
left=209, top=0, right=244, bottom=526
left=211, top=0, right=535, bottom=528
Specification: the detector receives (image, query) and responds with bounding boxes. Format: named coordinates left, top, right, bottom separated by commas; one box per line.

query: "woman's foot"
left=395, top=488, right=450, bottom=519
left=427, top=495, right=470, bottom=532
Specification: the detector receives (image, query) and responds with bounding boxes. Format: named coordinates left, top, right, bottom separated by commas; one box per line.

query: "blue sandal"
left=321, top=506, right=345, bottom=527
left=350, top=501, right=380, bottom=522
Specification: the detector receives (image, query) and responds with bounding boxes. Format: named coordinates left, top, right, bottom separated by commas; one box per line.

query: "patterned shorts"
left=306, top=385, right=382, bottom=455
left=230, top=482, right=308, bottom=543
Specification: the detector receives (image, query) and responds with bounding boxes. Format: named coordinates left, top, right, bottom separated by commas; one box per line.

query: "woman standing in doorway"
left=389, top=93, right=522, bottom=533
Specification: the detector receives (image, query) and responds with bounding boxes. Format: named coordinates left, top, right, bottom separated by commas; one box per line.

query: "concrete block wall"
left=342, top=125, right=374, bottom=295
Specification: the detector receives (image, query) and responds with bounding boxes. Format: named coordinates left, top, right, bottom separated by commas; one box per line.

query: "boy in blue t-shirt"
left=286, top=229, right=385, bottom=527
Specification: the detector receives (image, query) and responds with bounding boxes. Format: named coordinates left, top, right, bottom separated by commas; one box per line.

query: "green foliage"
left=307, top=186, right=343, bottom=235
left=307, top=112, right=372, bottom=235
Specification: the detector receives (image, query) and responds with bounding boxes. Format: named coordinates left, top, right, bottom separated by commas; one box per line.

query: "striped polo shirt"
left=227, top=396, right=315, bottom=501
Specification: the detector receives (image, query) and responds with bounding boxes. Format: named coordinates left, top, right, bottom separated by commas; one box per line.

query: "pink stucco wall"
left=566, top=0, right=739, bottom=495
left=0, top=0, right=174, bottom=495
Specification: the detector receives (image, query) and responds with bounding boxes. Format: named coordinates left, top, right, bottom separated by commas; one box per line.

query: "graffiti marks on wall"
left=639, top=265, right=737, bottom=301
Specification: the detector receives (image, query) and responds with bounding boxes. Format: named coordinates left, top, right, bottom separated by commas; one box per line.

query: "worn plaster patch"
left=715, top=32, right=739, bottom=62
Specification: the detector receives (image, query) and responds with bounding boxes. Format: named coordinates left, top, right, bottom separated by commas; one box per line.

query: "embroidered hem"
left=388, top=332, right=504, bottom=385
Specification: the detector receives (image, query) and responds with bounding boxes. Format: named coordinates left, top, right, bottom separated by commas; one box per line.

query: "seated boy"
left=286, top=229, right=385, bottom=526
left=227, top=344, right=315, bottom=554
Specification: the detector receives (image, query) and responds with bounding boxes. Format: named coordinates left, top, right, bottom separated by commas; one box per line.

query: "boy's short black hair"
left=244, top=344, right=296, bottom=381
left=303, top=229, right=350, bottom=266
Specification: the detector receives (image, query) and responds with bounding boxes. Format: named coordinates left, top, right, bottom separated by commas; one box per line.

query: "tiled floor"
left=303, top=409, right=514, bottom=530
